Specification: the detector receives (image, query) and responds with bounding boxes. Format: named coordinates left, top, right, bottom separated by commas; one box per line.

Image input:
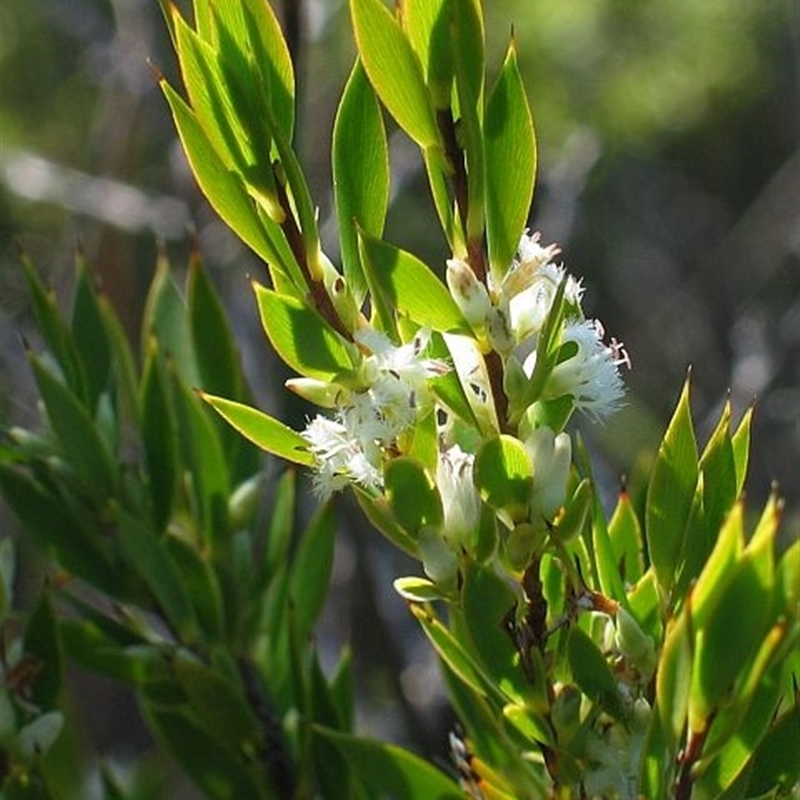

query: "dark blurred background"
left=1, top=0, right=797, bottom=796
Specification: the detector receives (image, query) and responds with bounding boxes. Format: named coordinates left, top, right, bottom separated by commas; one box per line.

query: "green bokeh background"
left=1, top=0, right=797, bottom=796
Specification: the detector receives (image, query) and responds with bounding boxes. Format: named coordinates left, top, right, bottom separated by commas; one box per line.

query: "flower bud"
left=436, top=445, right=480, bottom=549
left=525, top=426, right=572, bottom=519
left=446, top=258, right=492, bottom=332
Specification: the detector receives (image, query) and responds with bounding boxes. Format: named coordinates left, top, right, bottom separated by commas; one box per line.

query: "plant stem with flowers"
left=2, top=1, right=795, bottom=798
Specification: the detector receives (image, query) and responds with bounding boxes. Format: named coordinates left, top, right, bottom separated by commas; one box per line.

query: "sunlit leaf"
left=201, top=393, right=314, bottom=467
left=474, top=435, right=532, bottom=524
left=485, top=40, right=536, bottom=280
left=253, top=283, right=357, bottom=381
left=350, top=0, right=441, bottom=150
left=645, top=377, right=698, bottom=598
left=384, top=457, right=443, bottom=536
left=333, top=60, right=389, bottom=306
left=358, top=232, right=471, bottom=336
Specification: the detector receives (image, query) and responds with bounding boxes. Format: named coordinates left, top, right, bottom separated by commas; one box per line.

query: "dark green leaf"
left=139, top=342, right=178, bottom=533
left=22, top=590, right=62, bottom=709
left=289, top=501, right=337, bottom=643
left=71, top=256, right=112, bottom=413
left=141, top=704, right=265, bottom=799
left=316, top=726, right=463, bottom=800
left=117, top=511, right=197, bottom=641
left=29, top=354, right=116, bottom=500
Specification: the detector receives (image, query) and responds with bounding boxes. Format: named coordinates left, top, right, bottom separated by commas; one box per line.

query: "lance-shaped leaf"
left=201, top=393, right=314, bottom=467
left=161, top=82, right=294, bottom=280
left=645, top=376, right=698, bottom=598
left=451, top=0, right=485, bottom=240
left=730, top=404, right=753, bottom=498
left=567, top=625, right=625, bottom=720
left=333, top=60, right=390, bottom=306
left=358, top=232, right=471, bottom=335
left=350, top=0, right=441, bottom=151
left=400, top=0, right=454, bottom=109
left=608, top=489, right=645, bottom=584
left=22, top=590, right=62, bottom=710
left=316, top=727, right=463, bottom=800
left=253, top=283, right=357, bottom=381
left=29, top=354, right=117, bottom=500
left=289, top=500, right=337, bottom=643
left=485, top=40, right=536, bottom=281
left=656, top=608, right=693, bottom=750
left=117, top=511, right=197, bottom=642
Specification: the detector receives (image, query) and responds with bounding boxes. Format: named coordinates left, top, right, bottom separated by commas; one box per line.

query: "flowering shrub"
left=1, top=1, right=797, bottom=799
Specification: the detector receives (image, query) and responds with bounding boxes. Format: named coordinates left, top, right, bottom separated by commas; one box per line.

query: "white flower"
left=544, top=319, right=629, bottom=420
left=436, top=444, right=480, bottom=546
left=301, top=414, right=382, bottom=498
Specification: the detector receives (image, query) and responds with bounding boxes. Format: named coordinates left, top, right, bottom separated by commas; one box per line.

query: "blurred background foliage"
left=1, top=0, right=797, bottom=796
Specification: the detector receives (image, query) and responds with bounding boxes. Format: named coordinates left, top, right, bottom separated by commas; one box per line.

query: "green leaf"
left=117, top=511, right=197, bottom=642
left=253, top=283, right=357, bottom=380
left=333, top=59, right=390, bottom=306
left=238, top=0, right=295, bottom=141
left=353, top=488, right=420, bottom=557
left=29, top=354, right=116, bottom=500
left=730, top=404, right=753, bottom=499
left=201, top=393, right=314, bottom=467
left=141, top=250, right=198, bottom=386
left=161, top=81, right=289, bottom=272
left=384, top=457, right=443, bottom=536
left=473, top=435, right=532, bottom=524
left=358, top=232, right=471, bottom=335
left=656, top=609, right=693, bottom=750
left=171, top=652, right=260, bottom=752
left=141, top=705, right=265, bottom=799
left=689, top=542, right=775, bottom=729
left=71, top=256, right=112, bottom=413
left=0, top=467, right=120, bottom=597
left=485, top=40, right=536, bottom=281
left=99, top=294, right=140, bottom=428
left=289, top=501, right=337, bottom=643
left=163, top=536, right=225, bottom=642
left=608, top=489, right=645, bottom=584
left=645, top=377, right=699, bottom=598
left=400, top=0, right=454, bottom=109
left=451, top=0, right=485, bottom=240
left=171, top=373, right=231, bottom=541
left=745, top=705, right=800, bottom=798
left=408, top=601, right=498, bottom=701
left=140, top=342, right=178, bottom=533
left=187, top=254, right=244, bottom=400
left=350, top=0, right=441, bottom=150
left=699, top=399, right=738, bottom=539
left=20, top=252, right=86, bottom=403
left=264, top=470, right=297, bottom=576
left=567, top=625, right=625, bottom=720
left=316, top=726, right=463, bottom=800
left=461, top=562, right=527, bottom=703
left=22, top=590, right=62, bottom=709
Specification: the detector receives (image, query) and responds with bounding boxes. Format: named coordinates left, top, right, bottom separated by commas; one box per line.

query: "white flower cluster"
left=448, top=231, right=630, bottom=421
left=300, top=328, right=448, bottom=499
